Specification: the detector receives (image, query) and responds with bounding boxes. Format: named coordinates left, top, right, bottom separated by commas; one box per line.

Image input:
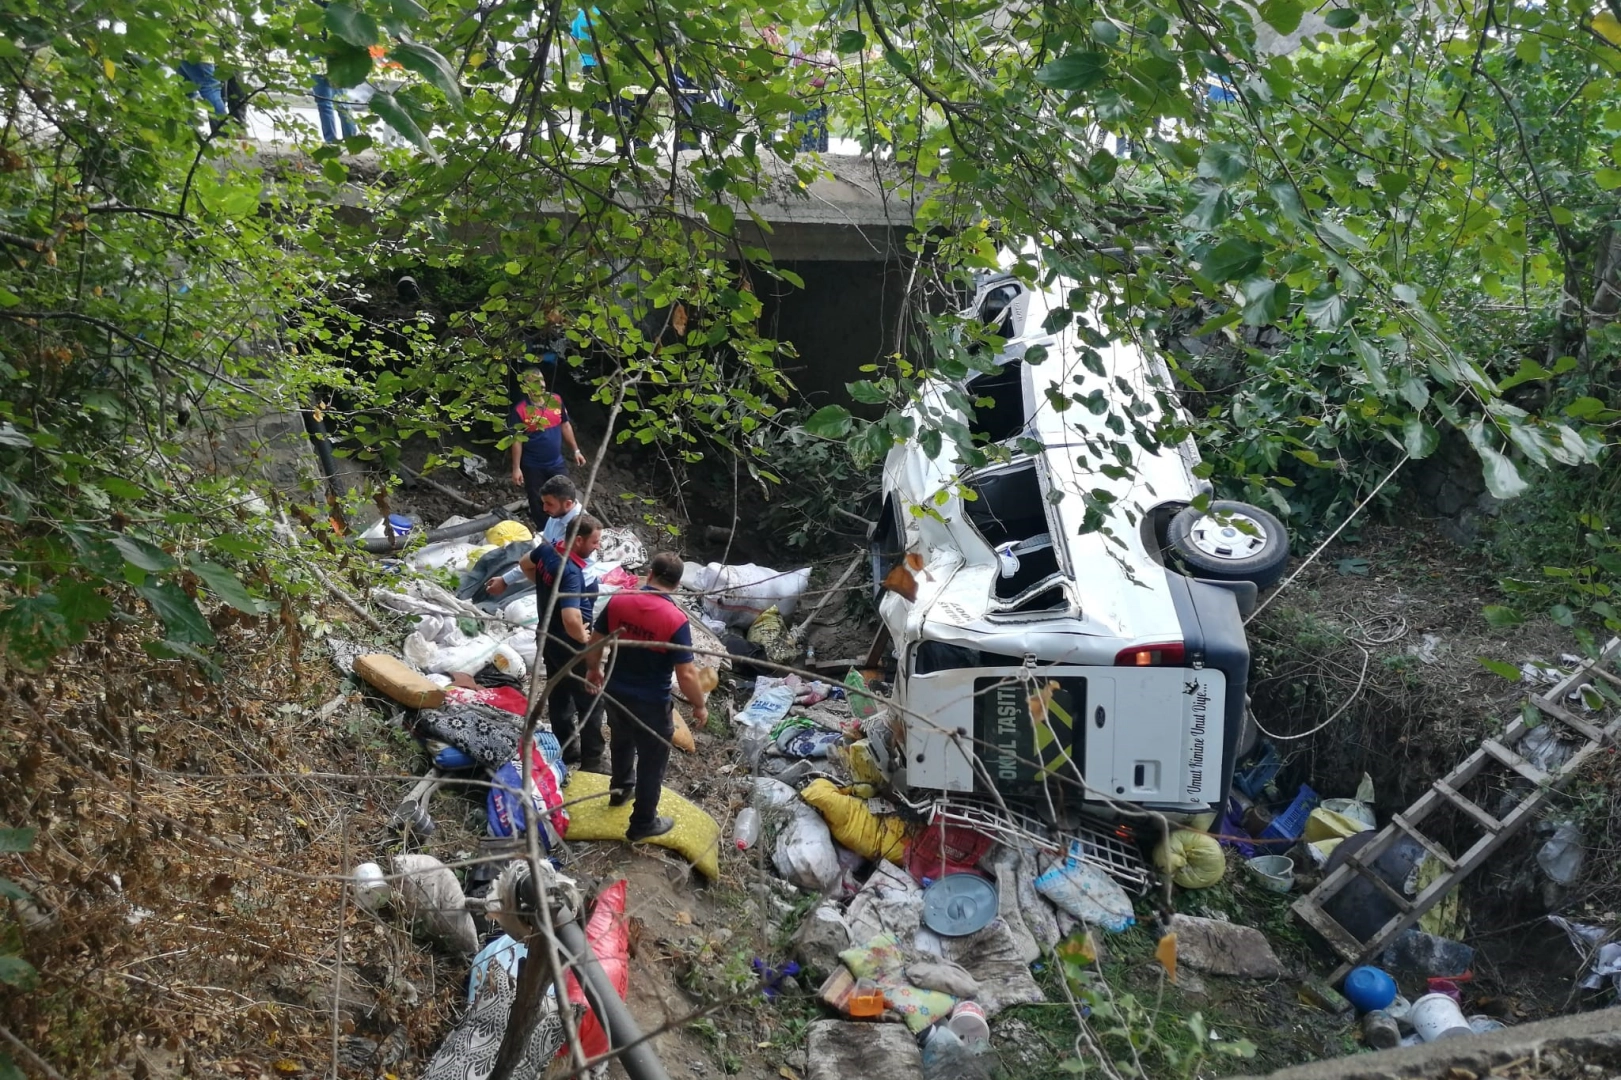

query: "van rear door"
left=1083, top=667, right=1226, bottom=810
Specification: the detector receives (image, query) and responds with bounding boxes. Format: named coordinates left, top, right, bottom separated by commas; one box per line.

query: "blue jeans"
left=313, top=76, right=358, bottom=142
left=178, top=61, right=227, bottom=115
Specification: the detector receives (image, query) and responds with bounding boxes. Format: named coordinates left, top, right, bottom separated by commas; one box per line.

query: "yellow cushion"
left=561, top=771, right=721, bottom=881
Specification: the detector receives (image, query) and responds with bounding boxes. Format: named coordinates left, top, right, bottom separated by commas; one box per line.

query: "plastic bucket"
left=1245, top=854, right=1296, bottom=893
left=947, top=1001, right=990, bottom=1046
left=1411, top=992, right=1471, bottom=1041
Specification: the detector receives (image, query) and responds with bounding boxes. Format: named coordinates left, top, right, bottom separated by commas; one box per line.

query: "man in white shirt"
left=538, top=474, right=583, bottom=549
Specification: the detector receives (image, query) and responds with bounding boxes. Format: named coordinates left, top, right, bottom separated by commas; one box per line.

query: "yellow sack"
left=799, top=779, right=907, bottom=862
left=671, top=708, right=696, bottom=754
left=1153, top=829, right=1226, bottom=889
left=560, top=771, right=721, bottom=880
left=465, top=544, right=498, bottom=567
left=485, top=520, right=534, bottom=546
left=1304, top=808, right=1372, bottom=844
left=847, top=740, right=886, bottom=787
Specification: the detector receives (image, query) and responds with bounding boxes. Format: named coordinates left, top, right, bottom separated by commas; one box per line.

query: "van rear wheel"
left=1168, top=500, right=1290, bottom=590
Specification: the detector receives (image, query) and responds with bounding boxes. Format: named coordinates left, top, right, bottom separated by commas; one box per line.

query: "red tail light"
left=1114, top=643, right=1186, bottom=666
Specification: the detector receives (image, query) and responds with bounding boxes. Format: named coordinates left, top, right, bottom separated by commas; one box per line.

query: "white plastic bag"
left=506, top=631, right=538, bottom=667
left=699, top=563, right=813, bottom=628
left=498, top=593, right=541, bottom=627
left=1034, top=859, right=1135, bottom=932
left=406, top=541, right=478, bottom=571
left=404, top=632, right=504, bottom=675
left=773, top=803, right=841, bottom=891
left=414, top=614, right=465, bottom=645
left=738, top=684, right=795, bottom=727
left=491, top=642, right=527, bottom=680
left=736, top=685, right=796, bottom=764
left=391, top=853, right=478, bottom=955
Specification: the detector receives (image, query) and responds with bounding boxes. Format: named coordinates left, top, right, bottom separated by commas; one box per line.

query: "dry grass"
left=0, top=608, right=472, bottom=1078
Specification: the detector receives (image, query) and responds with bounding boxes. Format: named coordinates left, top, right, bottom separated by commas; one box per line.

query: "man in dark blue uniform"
left=485, top=514, right=605, bottom=768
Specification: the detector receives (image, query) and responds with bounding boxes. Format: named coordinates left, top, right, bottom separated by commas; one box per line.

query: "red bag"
left=444, top=684, right=529, bottom=716
left=559, top=879, right=630, bottom=1060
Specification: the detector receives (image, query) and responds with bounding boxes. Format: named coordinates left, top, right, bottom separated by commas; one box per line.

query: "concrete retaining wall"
left=1236, top=1009, right=1621, bottom=1080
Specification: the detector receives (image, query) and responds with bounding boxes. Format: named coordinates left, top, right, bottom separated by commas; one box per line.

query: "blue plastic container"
left=1342, top=965, right=1398, bottom=1013
left=1234, top=739, right=1282, bottom=799
left=1258, top=783, right=1318, bottom=846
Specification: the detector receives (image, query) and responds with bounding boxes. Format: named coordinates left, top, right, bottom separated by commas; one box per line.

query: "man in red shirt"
left=585, top=551, right=708, bottom=841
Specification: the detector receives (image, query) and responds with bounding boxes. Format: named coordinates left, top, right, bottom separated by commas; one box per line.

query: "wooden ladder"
left=1291, top=637, right=1621, bottom=983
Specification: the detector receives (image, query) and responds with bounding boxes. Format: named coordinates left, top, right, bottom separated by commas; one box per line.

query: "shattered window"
left=966, top=360, right=1026, bottom=444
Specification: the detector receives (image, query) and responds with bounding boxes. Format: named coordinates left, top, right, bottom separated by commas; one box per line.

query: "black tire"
left=1167, top=499, right=1290, bottom=589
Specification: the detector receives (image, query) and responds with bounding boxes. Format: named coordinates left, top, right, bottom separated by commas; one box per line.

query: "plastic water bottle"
left=733, top=807, right=761, bottom=851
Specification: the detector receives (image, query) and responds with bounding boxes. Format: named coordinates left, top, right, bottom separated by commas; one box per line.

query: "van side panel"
left=1167, top=576, right=1251, bottom=811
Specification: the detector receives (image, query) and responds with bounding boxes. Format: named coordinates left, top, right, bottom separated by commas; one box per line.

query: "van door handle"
left=1094, top=706, right=1106, bottom=728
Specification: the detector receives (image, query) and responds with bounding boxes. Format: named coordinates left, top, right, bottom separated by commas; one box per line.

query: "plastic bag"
left=773, top=803, right=841, bottom=890
left=406, top=540, right=478, bottom=571
left=736, top=684, right=795, bottom=764
left=845, top=669, right=880, bottom=719
left=500, top=594, right=541, bottom=627
left=507, top=630, right=538, bottom=667
left=800, top=779, right=908, bottom=862
left=1034, top=860, right=1135, bottom=932
left=748, top=606, right=786, bottom=648
left=491, top=642, right=527, bottom=680
left=485, top=520, right=533, bottom=546
left=697, top=562, right=812, bottom=628
left=486, top=747, right=570, bottom=848
left=562, top=880, right=629, bottom=1060
left=1153, top=829, right=1227, bottom=889
left=391, top=853, right=479, bottom=955
left=1537, top=821, right=1585, bottom=885
left=413, top=613, right=465, bottom=645
left=1305, top=807, right=1373, bottom=843
left=404, top=631, right=504, bottom=675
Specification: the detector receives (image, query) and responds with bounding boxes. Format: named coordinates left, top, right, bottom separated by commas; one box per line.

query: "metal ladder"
left=1291, top=637, right=1621, bottom=983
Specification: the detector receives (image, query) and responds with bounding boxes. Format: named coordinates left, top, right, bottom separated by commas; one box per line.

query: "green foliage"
left=8, top=0, right=1621, bottom=672
left=750, top=412, right=879, bottom=552
left=0, top=822, right=39, bottom=1080
left=1054, top=939, right=1258, bottom=1078
left=792, top=0, right=1621, bottom=546
left=0, top=0, right=839, bottom=667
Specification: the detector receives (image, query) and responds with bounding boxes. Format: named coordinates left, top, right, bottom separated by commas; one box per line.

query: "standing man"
left=485, top=515, right=606, bottom=770
left=510, top=367, right=586, bottom=531
left=585, top=552, right=708, bottom=841
left=537, top=474, right=583, bottom=551
left=537, top=515, right=605, bottom=771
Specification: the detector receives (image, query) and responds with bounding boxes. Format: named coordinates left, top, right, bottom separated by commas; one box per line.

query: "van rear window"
left=975, top=675, right=1084, bottom=787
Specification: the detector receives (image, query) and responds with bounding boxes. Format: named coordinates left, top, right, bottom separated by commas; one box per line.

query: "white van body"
left=872, top=273, right=1255, bottom=814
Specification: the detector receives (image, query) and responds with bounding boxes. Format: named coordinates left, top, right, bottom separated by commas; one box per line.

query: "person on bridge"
left=510, top=367, right=586, bottom=529
left=585, top=552, right=708, bottom=841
